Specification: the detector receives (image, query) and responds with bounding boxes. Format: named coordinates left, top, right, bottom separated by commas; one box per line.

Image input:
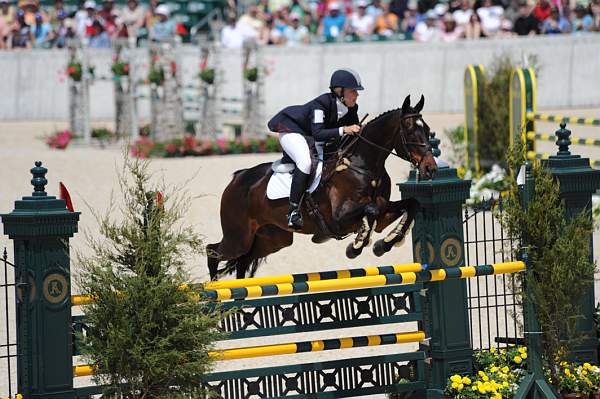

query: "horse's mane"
left=362, top=108, right=401, bottom=130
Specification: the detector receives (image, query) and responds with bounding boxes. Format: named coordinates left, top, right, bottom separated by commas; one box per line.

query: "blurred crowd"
left=0, top=0, right=597, bottom=49
left=221, top=0, right=600, bottom=46
left=0, top=0, right=182, bottom=49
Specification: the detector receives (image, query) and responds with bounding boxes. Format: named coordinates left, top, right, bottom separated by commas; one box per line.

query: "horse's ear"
left=401, top=95, right=411, bottom=113
left=415, top=95, right=424, bottom=113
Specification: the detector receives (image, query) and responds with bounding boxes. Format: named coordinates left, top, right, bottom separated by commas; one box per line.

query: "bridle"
left=349, top=112, right=432, bottom=169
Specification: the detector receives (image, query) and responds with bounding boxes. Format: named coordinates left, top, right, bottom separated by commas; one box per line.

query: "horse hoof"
left=346, top=243, right=363, bottom=259
left=373, top=240, right=390, bottom=257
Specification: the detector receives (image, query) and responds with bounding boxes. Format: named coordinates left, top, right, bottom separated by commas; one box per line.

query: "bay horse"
left=207, top=95, right=437, bottom=279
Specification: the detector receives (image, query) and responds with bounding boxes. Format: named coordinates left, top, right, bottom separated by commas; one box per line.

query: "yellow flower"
left=521, top=353, right=527, bottom=359
left=472, top=385, right=478, bottom=391
left=458, top=383, right=464, bottom=391
left=490, top=347, right=497, bottom=353
left=501, top=366, right=509, bottom=374
left=514, top=356, right=523, bottom=364
left=490, top=366, right=499, bottom=373
left=493, top=393, right=502, bottom=399
left=462, top=376, right=472, bottom=385
left=478, top=385, right=487, bottom=394
left=479, top=370, right=487, bottom=378
left=450, top=375, right=462, bottom=383
left=16, top=395, right=23, bottom=399
left=584, top=363, right=592, bottom=369
left=452, top=382, right=460, bottom=389
left=518, top=346, right=527, bottom=354
left=503, top=381, right=509, bottom=387
left=565, top=368, right=571, bottom=376
left=482, top=375, right=489, bottom=382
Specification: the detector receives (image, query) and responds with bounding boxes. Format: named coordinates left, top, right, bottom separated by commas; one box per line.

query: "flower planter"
left=561, top=393, right=582, bottom=399
left=590, top=393, right=600, bottom=399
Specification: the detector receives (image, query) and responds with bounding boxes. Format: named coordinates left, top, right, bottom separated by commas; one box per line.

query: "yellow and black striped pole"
left=464, top=64, right=485, bottom=175
left=528, top=113, right=600, bottom=126
left=73, top=330, right=426, bottom=376
left=204, top=262, right=525, bottom=301
left=205, top=263, right=423, bottom=290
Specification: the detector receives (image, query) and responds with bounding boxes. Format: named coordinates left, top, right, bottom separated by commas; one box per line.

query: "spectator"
left=120, top=0, right=145, bottom=39
left=592, top=0, right=600, bottom=29
left=149, top=4, right=175, bottom=41
left=503, top=0, right=520, bottom=23
left=476, top=0, right=503, bottom=36
left=12, top=9, right=33, bottom=47
left=89, top=18, right=110, bottom=46
left=143, top=0, right=158, bottom=31
left=284, top=12, right=309, bottom=44
left=259, top=14, right=284, bottom=43
left=532, top=0, right=551, bottom=21
left=0, top=0, right=14, bottom=48
left=75, top=0, right=95, bottom=38
left=441, top=12, right=463, bottom=40
left=414, top=9, right=441, bottom=41
left=375, top=2, right=399, bottom=36
left=221, top=15, right=244, bottom=48
left=46, top=0, right=64, bottom=25
left=464, top=11, right=482, bottom=37
left=237, top=5, right=264, bottom=41
left=318, top=2, right=346, bottom=41
left=269, top=0, right=290, bottom=16
left=258, top=0, right=271, bottom=15
left=32, top=12, right=52, bottom=47
left=367, top=0, right=384, bottom=18
left=401, top=0, right=418, bottom=35
left=571, top=3, right=593, bottom=32
left=541, top=6, right=569, bottom=32
left=289, top=0, right=307, bottom=18
left=303, top=12, right=318, bottom=34
left=51, top=9, right=70, bottom=47
left=453, top=0, right=473, bottom=26
left=513, top=2, right=539, bottom=35
left=350, top=0, right=375, bottom=38
left=496, top=17, right=515, bottom=36
left=18, top=0, right=40, bottom=26
left=274, top=7, right=289, bottom=32
left=98, top=0, right=118, bottom=37
left=390, top=0, right=409, bottom=20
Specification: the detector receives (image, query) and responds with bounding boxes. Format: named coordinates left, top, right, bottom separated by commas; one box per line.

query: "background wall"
left=0, top=34, right=598, bottom=121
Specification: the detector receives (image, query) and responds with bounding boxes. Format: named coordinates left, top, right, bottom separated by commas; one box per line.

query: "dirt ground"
left=1, top=108, right=599, bottom=397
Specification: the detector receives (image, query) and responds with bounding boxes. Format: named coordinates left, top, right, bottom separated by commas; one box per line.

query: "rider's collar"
left=336, top=97, right=348, bottom=120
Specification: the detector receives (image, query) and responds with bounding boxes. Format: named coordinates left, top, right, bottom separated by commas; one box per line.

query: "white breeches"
left=279, top=132, right=312, bottom=174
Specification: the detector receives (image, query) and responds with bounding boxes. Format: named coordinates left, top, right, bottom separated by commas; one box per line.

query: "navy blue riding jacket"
left=267, top=93, right=359, bottom=142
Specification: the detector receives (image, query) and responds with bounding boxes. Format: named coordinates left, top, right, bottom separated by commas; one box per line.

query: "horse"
left=207, top=95, right=437, bottom=280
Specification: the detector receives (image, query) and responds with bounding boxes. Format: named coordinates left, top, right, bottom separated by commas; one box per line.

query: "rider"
left=268, top=68, right=364, bottom=229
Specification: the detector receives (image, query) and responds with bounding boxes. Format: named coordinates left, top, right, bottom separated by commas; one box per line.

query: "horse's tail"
left=220, top=255, right=266, bottom=279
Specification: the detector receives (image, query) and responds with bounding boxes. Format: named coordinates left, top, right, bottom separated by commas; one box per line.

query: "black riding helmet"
left=329, top=69, right=364, bottom=91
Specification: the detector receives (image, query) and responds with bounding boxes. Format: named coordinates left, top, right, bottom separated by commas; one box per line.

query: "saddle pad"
left=266, top=161, right=323, bottom=200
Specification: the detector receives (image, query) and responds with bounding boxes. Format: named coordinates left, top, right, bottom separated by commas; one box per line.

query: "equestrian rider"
left=267, top=68, right=364, bottom=229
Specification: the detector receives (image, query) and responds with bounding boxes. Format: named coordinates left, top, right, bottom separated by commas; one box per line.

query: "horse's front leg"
left=345, top=203, right=379, bottom=259
left=372, top=197, right=419, bottom=257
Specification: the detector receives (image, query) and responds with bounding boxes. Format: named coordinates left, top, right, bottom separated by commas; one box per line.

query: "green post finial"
left=430, top=131, right=441, bottom=158
left=555, top=122, right=572, bottom=157
left=30, top=161, right=48, bottom=197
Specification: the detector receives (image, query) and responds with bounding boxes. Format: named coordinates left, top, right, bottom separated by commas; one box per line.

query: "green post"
left=542, top=123, right=600, bottom=364
left=398, top=133, right=472, bottom=397
left=1, top=161, right=80, bottom=398
left=463, top=64, right=484, bottom=175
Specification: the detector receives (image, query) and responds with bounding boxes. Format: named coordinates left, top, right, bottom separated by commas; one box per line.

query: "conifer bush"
left=77, top=157, right=225, bottom=398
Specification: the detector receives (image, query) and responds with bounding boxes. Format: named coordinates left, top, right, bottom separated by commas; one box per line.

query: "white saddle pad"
left=266, top=143, right=324, bottom=200
left=266, top=161, right=323, bottom=200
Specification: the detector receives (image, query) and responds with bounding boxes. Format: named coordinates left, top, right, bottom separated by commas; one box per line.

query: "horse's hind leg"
left=372, top=197, right=419, bottom=257
left=207, top=242, right=221, bottom=280
left=243, top=225, right=294, bottom=278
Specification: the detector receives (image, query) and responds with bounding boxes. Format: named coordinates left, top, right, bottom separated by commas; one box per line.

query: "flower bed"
left=130, top=134, right=282, bottom=158
left=445, top=346, right=528, bottom=399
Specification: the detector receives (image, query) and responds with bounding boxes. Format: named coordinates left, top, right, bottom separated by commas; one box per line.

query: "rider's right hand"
left=343, top=125, right=361, bottom=135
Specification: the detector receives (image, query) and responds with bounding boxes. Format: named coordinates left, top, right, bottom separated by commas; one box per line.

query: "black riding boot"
left=287, top=168, right=310, bottom=229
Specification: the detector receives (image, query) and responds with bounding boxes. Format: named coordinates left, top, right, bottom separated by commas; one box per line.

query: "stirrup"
left=287, top=208, right=303, bottom=229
